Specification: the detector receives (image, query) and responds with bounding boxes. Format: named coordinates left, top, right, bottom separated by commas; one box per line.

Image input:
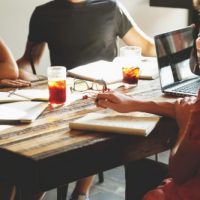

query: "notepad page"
left=0, top=101, right=48, bottom=123
left=14, top=89, right=49, bottom=101
left=69, top=112, right=161, bottom=136
left=0, top=92, right=27, bottom=103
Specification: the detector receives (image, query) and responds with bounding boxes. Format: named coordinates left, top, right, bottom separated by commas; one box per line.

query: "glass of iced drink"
left=122, top=66, right=140, bottom=84
left=47, top=66, right=67, bottom=105
left=120, top=46, right=141, bottom=85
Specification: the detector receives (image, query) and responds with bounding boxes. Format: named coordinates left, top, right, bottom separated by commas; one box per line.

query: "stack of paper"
left=69, top=111, right=161, bottom=136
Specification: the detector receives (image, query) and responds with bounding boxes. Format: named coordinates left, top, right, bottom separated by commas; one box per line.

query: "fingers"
left=96, top=92, right=115, bottom=104
left=176, top=96, right=197, bottom=106
left=0, top=79, right=31, bottom=87
left=95, top=92, right=117, bottom=108
left=97, top=98, right=119, bottom=111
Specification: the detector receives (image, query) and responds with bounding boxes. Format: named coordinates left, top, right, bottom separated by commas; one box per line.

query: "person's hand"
left=0, top=79, right=31, bottom=88
left=95, top=91, right=135, bottom=113
left=175, top=96, right=197, bottom=131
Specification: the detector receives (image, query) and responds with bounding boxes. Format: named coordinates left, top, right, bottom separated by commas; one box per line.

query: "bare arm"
left=0, top=37, right=18, bottom=79
left=17, top=41, right=46, bottom=81
left=96, top=91, right=176, bottom=118
left=96, top=92, right=200, bottom=185
left=122, top=27, right=156, bottom=57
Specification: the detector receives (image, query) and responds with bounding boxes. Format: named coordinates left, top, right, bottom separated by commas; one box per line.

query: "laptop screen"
left=154, top=25, right=198, bottom=89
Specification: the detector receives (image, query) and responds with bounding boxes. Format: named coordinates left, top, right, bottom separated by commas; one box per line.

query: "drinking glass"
left=47, top=66, right=67, bottom=105
left=120, top=46, right=141, bottom=84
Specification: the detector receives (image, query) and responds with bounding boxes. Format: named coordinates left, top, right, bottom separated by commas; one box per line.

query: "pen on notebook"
left=8, top=89, right=31, bottom=100
left=8, top=88, right=18, bottom=97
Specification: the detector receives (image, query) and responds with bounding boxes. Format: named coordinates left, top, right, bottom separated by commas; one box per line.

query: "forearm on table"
left=132, top=100, right=176, bottom=118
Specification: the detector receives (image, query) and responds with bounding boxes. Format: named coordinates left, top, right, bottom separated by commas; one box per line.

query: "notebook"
left=0, top=101, right=48, bottom=124
left=0, top=89, right=49, bottom=103
left=69, top=111, right=160, bottom=137
left=154, top=25, right=200, bottom=96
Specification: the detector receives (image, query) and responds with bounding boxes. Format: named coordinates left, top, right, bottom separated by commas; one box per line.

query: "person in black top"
left=16, top=0, right=156, bottom=200
left=17, top=0, right=156, bottom=80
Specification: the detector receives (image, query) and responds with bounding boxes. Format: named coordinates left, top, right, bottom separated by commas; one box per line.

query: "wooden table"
left=0, top=79, right=178, bottom=199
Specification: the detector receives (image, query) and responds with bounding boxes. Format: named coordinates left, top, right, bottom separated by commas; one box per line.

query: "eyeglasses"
left=70, top=79, right=107, bottom=92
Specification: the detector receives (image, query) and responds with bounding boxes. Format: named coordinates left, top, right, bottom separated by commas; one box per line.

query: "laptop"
left=154, top=25, right=200, bottom=97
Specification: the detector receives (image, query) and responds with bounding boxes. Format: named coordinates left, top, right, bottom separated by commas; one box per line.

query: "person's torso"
left=36, top=0, right=120, bottom=69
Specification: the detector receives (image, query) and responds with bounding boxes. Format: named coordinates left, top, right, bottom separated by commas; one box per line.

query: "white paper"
left=68, top=58, right=158, bottom=85
left=0, top=101, right=48, bottom=123
left=69, top=112, right=160, bottom=136
left=0, top=89, right=49, bottom=103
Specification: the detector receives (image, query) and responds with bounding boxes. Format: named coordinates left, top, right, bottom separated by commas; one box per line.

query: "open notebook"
left=0, top=89, right=49, bottom=103
left=0, top=101, right=48, bottom=124
left=68, top=57, right=158, bottom=84
left=69, top=111, right=161, bottom=136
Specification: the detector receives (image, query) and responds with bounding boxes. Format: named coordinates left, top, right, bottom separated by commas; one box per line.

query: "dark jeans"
left=125, top=158, right=168, bottom=200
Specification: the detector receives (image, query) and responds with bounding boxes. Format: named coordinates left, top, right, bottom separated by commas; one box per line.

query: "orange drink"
left=47, top=66, right=67, bottom=105
left=122, top=67, right=140, bottom=84
left=48, top=80, right=66, bottom=104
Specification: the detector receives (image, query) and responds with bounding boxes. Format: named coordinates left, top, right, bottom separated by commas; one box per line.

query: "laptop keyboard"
left=172, top=79, right=200, bottom=95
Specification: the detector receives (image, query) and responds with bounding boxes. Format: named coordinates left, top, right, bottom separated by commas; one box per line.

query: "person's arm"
left=96, top=91, right=176, bottom=118
left=0, top=37, right=31, bottom=87
left=0, top=37, right=18, bottom=79
left=169, top=95, right=200, bottom=184
left=115, top=1, right=156, bottom=57
left=17, top=41, right=46, bottom=81
left=122, top=27, right=156, bottom=57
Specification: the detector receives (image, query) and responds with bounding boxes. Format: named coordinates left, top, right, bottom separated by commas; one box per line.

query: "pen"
left=8, top=88, right=18, bottom=97
left=8, top=89, right=31, bottom=100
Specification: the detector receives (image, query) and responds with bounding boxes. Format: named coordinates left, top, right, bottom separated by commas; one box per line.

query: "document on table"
left=69, top=111, right=161, bottom=137
left=0, top=89, right=49, bottom=103
left=0, top=101, right=48, bottom=124
left=68, top=57, right=158, bottom=84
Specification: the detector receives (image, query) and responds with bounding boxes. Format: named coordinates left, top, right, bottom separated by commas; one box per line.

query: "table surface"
left=0, top=79, right=178, bottom=194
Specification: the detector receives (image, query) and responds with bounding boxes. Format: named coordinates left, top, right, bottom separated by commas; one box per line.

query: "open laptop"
left=154, top=25, right=200, bottom=97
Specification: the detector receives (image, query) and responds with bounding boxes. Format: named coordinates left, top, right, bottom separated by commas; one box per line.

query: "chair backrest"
left=29, top=44, right=37, bottom=75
